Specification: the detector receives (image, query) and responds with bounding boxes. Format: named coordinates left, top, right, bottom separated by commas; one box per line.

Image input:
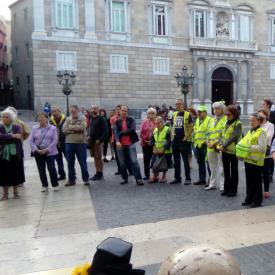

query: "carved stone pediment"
left=213, top=0, right=231, bottom=8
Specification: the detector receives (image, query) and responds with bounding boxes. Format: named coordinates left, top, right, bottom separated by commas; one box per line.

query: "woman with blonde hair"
left=0, top=109, right=23, bottom=200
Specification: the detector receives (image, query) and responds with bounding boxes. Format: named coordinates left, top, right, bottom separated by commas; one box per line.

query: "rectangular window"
left=271, top=18, right=275, bottom=45
left=153, top=57, right=170, bottom=75
left=153, top=5, right=168, bottom=36
left=56, top=0, right=74, bottom=29
left=194, top=10, right=207, bottom=38
left=111, top=1, right=127, bottom=33
left=110, top=54, right=128, bottom=73
left=238, top=14, right=250, bottom=41
left=56, top=51, right=77, bottom=71
left=270, top=64, right=275, bottom=79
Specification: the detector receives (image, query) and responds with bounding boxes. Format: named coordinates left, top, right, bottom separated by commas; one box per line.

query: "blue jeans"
left=194, top=144, right=211, bottom=182
left=65, top=143, right=89, bottom=182
left=117, top=144, right=142, bottom=181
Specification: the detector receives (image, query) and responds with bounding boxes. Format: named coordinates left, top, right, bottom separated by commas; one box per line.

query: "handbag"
left=30, top=128, right=49, bottom=157
left=152, top=155, right=168, bottom=172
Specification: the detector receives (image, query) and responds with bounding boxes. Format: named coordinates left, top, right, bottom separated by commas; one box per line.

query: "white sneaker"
left=53, top=186, right=60, bottom=191
left=205, top=185, right=216, bottom=191
left=41, top=187, right=48, bottom=192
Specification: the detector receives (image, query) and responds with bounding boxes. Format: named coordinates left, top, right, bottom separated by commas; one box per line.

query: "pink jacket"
left=140, top=119, right=156, bottom=147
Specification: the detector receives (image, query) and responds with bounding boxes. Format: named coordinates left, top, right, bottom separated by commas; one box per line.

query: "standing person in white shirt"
left=258, top=109, right=274, bottom=198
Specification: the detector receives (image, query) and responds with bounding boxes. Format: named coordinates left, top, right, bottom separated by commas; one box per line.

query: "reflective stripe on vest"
left=172, top=111, right=192, bottom=142
left=194, top=116, right=211, bottom=148
left=207, top=115, right=226, bottom=152
left=236, top=127, right=266, bottom=167
left=154, top=126, right=172, bottom=154
left=221, top=120, right=242, bottom=154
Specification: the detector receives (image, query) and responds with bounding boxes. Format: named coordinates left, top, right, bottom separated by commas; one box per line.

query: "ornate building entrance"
left=211, top=67, right=233, bottom=106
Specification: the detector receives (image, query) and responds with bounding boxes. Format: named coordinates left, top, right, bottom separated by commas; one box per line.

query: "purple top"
left=0, top=124, right=24, bottom=159
left=29, top=124, right=58, bottom=156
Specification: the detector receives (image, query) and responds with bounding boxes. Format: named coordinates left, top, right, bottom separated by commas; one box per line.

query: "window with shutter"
left=56, top=51, right=77, bottom=71
left=153, top=57, right=170, bottom=75
left=55, top=0, right=75, bottom=29
left=110, top=1, right=127, bottom=33
left=238, top=14, right=250, bottom=41
left=270, top=64, right=275, bottom=79
left=194, top=10, right=207, bottom=38
left=110, top=55, right=128, bottom=73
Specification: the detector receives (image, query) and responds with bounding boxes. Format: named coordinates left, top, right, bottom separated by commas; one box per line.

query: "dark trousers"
left=263, top=158, right=273, bottom=192
left=35, top=154, right=58, bottom=187
left=194, top=144, right=208, bottom=182
left=103, top=138, right=109, bottom=157
left=172, top=140, right=191, bottom=181
left=142, top=145, right=153, bottom=178
left=222, top=152, right=239, bottom=195
left=112, top=142, right=121, bottom=172
left=117, top=144, right=142, bottom=181
left=56, top=146, right=66, bottom=178
left=244, top=162, right=263, bottom=205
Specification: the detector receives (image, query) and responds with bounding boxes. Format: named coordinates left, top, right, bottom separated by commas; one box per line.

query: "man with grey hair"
left=88, top=104, right=108, bottom=181
left=205, top=101, right=226, bottom=191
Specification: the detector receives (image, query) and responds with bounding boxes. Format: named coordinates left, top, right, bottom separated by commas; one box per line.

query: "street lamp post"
left=57, top=70, right=76, bottom=117
left=175, top=65, right=195, bottom=109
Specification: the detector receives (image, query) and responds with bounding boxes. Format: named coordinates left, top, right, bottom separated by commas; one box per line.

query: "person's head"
left=121, top=105, right=128, bottom=118
left=257, top=109, right=269, bottom=125
left=212, top=101, right=225, bottom=116
left=99, top=108, right=106, bottom=117
left=110, top=109, right=115, bottom=117
left=249, top=113, right=262, bottom=129
left=175, top=98, right=184, bottom=111
left=261, top=99, right=273, bottom=111
left=1, top=109, right=16, bottom=126
left=70, top=105, right=79, bottom=119
left=7, top=106, right=18, bottom=117
left=159, top=109, right=167, bottom=120
left=51, top=106, right=62, bottom=119
left=91, top=105, right=99, bottom=116
left=197, top=106, right=207, bottom=120
left=115, top=105, right=121, bottom=116
left=147, top=107, right=157, bottom=120
left=187, top=107, right=197, bottom=119
left=225, top=105, right=240, bottom=122
left=37, top=112, right=48, bottom=127
left=155, top=116, right=164, bottom=129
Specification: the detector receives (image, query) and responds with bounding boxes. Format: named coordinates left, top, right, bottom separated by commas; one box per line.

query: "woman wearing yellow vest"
left=236, top=113, right=267, bottom=208
left=193, top=105, right=211, bottom=185
left=205, top=101, right=226, bottom=191
left=219, top=105, right=242, bottom=197
left=149, top=116, right=172, bottom=183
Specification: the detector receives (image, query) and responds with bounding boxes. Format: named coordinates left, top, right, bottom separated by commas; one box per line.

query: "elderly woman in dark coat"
left=0, top=108, right=23, bottom=200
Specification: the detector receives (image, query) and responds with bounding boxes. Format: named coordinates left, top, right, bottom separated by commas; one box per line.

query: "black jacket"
left=114, top=117, right=139, bottom=144
left=50, top=115, right=66, bottom=148
left=89, top=115, right=109, bottom=142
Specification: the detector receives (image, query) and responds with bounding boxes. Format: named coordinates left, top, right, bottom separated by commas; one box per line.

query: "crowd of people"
left=1, top=98, right=275, bottom=208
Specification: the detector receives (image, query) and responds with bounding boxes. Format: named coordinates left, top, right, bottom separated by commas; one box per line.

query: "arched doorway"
left=211, top=67, right=233, bottom=105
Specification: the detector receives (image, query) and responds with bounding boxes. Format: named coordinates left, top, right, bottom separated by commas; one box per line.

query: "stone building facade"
left=9, top=0, right=275, bottom=113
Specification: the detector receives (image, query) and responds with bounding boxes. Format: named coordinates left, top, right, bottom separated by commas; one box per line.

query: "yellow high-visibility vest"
left=221, top=120, right=242, bottom=154
left=207, top=115, right=226, bottom=152
left=154, top=126, right=172, bottom=154
left=236, top=127, right=267, bottom=167
left=194, top=116, right=211, bottom=148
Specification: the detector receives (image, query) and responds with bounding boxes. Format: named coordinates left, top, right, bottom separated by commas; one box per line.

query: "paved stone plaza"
left=1, top=120, right=275, bottom=275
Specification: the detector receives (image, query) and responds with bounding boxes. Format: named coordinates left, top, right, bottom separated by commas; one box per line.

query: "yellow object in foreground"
left=71, top=263, right=91, bottom=275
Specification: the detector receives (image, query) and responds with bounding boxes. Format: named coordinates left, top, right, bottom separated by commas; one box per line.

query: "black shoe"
left=184, top=180, right=192, bottom=185
left=58, top=176, right=66, bottom=181
left=170, top=179, right=182, bottom=185
left=221, top=192, right=228, bottom=196
left=120, top=180, right=128, bottom=185
left=227, top=193, right=236, bottom=197
left=65, top=181, right=76, bottom=187
left=115, top=171, right=121, bottom=175
left=111, top=156, right=115, bottom=161
left=91, top=173, right=103, bottom=181
left=193, top=180, right=206, bottom=185
left=242, top=201, right=251, bottom=206
left=103, top=158, right=109, bottom=163
left=251, top=203, right=261, bottom=208
left=143, top=177, right=149, bottom=181
left=136, top=179, right=144, bottom=186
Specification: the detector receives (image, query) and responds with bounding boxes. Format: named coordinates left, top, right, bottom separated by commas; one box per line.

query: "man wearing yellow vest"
left=236, top=113, right=267, bottom=208
left=205, top=101, right=226, bottom=191
left=50, top=107, right=67, bottom=180
left=170, top=98, right=193, bottom=185
left=193, top=105, right=211, bottom=185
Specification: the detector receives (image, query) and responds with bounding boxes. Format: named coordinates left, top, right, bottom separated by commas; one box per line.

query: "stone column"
left=33, top=0, right=46, bottom=36
left=84, top=0, right=97, bottom=40
left=236, top=61, right=244, bottom=114
left=204, top=59, right=212, bottom=113
left=246, top=60, right=254, bottom=114
left=192, top=57, right=200, bottom=109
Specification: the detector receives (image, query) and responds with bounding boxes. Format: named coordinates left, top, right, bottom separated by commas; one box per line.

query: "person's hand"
left=95, top=140, right=100, bottom=144
left=272, top=152, right=275, bottom=161
left=36, top=149, right=44, bottom=155
left=219, top=145, right=225, bottom=152
left=12, top=134, right=22, bottom=140
left=116, top=142, right=122, bottom=148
